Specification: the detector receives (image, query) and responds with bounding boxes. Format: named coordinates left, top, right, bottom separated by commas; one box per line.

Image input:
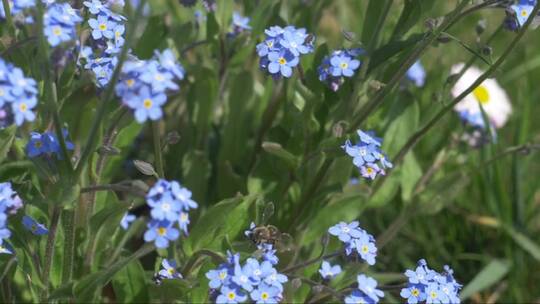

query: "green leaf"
left=361, top=0, right=392, bottom=50
left=383, top=99, right=420, bottom=156
left=0, top=125, right=15, bottom=164
left=135, top=15, right=167, bottom=58
left=460, top=259, right=511, bottom=300
left=182, top=150, right=211, bottom=204
left=184, top=195, right=257, bottom=255
left=73, top=245, right=154, bottom=302
left=367, top=172, right=400, bottom=208
left=112, top=259, right=149, bottom=303
left=303, top=194, right=367, bottom=244
left=392, top=0, right=435, bottom=39
left=504, top=226, right=540, bottom=262
left=400, top=152, right=422, bottom=202
left=262, top=142, right=299, bottom=170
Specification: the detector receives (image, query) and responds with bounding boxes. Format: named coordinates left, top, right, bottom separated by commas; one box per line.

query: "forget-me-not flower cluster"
left=207, top=222, right=289, bottom=304
left=143, top=179, right=198, bottom=249
left=328, top=221, right=377, bottom=265
left=256, top=25, right=314, bottom=78
left=343, top=130, right=393, bottom=181
left=43, top=2, right=82, bottom=47
left=318, top=48, right=362, bottom=91
left=26, top=129, right=74, bottom=159
left=115, top=49, right=185, bottom=123
left=400, top=259, right=462, bottom=304
left=0, top=58, right=38, bottom=128
left=206, top=249, right=288, bottom=304
left=0, top=182, right=23, bottom=254
left=344, top=274, right=385, bottom=304
left=79, top=0, right=127, bottom=87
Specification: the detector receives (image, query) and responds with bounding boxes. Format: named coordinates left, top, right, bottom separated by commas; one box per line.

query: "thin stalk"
left=181, top=250, right=226, bottom=277
left=61, top=210, right=76, bottom=283
left=247, top=81, right=284, bottom=173
left=282, top=251, right=341, bottom=274
left=106, top=219, right=145, bottom=267
left=152, top=121, right=164, bottom=177
left=348, top=0, right=470, bottom=132
left=74, top=0, right=147, bottom=179
left=81, top=183, right=147, bottom=197
left=287, top=158, right=332, bottom=231
left=40, top=206, right=61, bottom=301
left=2, top=0, right=16, bottom=37
left=35, top=3, right=73, bottom=175
left=393, top=2, right=540, bottom=164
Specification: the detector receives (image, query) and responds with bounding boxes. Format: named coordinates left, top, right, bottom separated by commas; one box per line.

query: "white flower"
left=451, top=63, right=512, bottom=129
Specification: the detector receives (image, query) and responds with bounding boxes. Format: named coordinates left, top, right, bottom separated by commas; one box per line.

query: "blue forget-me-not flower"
left=343, top=130, right=393, bottom=181
left=256, top=25, right=314, bottom=79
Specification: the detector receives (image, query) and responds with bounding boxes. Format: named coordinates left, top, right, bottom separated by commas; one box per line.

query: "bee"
left=247, top=224, right=293, bottom=252
left=304, top=34, right=315, bottom=46
left=152, top=273, right=164, bottom=285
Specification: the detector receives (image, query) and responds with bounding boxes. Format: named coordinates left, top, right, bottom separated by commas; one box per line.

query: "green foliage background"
left=1, top=0, right=540, bottom=302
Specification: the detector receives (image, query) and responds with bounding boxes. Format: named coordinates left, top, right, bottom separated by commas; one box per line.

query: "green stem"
left=152, top=121, right=165, bottom=178
left=181, top=250, right=226, bottom=277
left=61, top=210, right=76, bottom=283
left=36, top=3, right=73, bottom=175
left=247, top=81, right=284, bottom=173
left=288, top=158, right=332, bottom=231
left=282, top=251, right=340, bottom=274
left=348, top=0, right=469, bottom=132
left=40, top=206, right=61, bottom=301
left=74, top=0, right=147, bottom=179
left=2, top=0, right=16, bottom=38
left=80, top=183, right=147, bottom=197
left=393, top=2, right=540, bottom=164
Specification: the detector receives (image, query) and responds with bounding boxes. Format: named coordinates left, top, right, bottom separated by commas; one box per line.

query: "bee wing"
left=276, top=233, right=294, bottom=252
left=261, top=202, right=275, bottom=225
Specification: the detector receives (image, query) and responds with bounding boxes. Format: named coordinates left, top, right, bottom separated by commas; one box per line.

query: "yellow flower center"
left=219, top=271, right=227, bottom=280
left=261, top=292, right=269, bottom=300
left=143, top=99, right=153, bottom=109
left=412, top=289, right=420, bottom=297
left=19, top=103, right=27, bottom=112
left=227, top=292, right=236, bottom=300
left=34, top=141, right=42, bottom=148
left=115, top=31, right=121, bottom=37
left=155, top=73, right=164, bottom=81
left=31, top=224, right=37, bottom=232
left=278, top=57, right=287, bottom=65
left=362, top=245, right=369, bottom=253
left=126, top=79, right=135, bottom=87
left=53, top=26, right=62, bottom=36
left=473, top=86, right=490, bottom=104
left=267, top=40, right=273, bottom=47
left=0, top=88, right=4, bottom=96
left=430, top=291, right=437, bottom=299
left=158, top=227, right=167, bottom=236
left=366, top=167, right=374, bottom=174
left=521, top=9, right=529, bottom=17
left=180, top=213, right=188, bottom=222
left=99, top=24, right=107, bottom=31
left=340, top=62, right=348, bottom=69
left=168, top=268, right=174, bottom=275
